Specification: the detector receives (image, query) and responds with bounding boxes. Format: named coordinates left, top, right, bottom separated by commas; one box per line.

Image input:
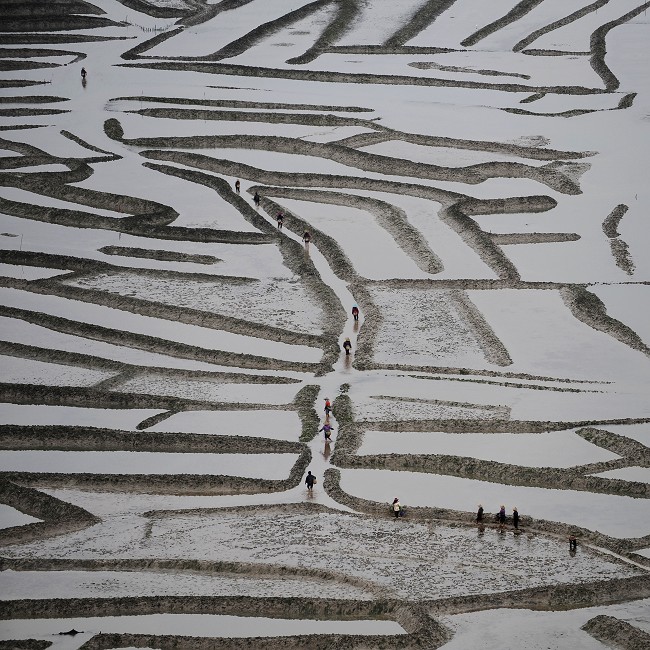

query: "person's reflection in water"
left=322, top=441, right=331, bottom=461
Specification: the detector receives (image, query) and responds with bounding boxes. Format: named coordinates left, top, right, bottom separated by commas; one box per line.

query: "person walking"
left=498, top=505, right=506, bottom=525
left=253, top=191, right=260, bottom=207
left=319, top=422, right=334, bottom=441
left=234, top=179, right=240, bottom=193
left=276, top=212, right=284, bottom=229
left=343, top=338, right=352, bottom=355
left=305, top=471, right=316, bottom=491
left=324, top=398, right=331, bottom=417
left=512, top=507, right=519, bottom=529
left=476, top=504, right=484, bottom=523
left=302, top=231, right=311, bottom=244
left=81, top=67, right=87, bottom=79
left=351, top=305, right=359, bottom=321
left=392, top=498, right=402, bottom=519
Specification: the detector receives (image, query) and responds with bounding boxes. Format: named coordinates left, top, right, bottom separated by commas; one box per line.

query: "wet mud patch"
left=62, top=270, right=325, bottom=336
left=368, top=286, right=509, bottom=369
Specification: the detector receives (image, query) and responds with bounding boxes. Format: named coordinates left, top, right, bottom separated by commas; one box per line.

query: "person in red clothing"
left=351, top=305, right=359, bottom=321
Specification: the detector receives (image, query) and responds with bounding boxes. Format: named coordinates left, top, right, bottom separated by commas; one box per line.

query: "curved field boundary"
left=0, top=447, right=311, bottom=495
left=0, top=479, right=98, bottom=546
left=0, top=595, right=448, bottom=649
left=124, top=60, right=611, bottom=97
left=590, top=1, right=650, bottom=91
left=323, top=467, right=650, bottom=556
left=255, top=186, right=444, bottom=275
left=461, top=0, right=546, bottom=48
left=0, top=425, right=302, bottom=454
left=114, top=94, right=373, bottom=113
left=384, top=0, right=457, bottom=47
left=582, top=614, right=650, bottom=649
left=560, top=286, right=650, bottom=358
left=514, top=0, right=611, bottom=52
left=209, top=0, right=334, bottom=62
left=110, top=127, right=581, bottom=195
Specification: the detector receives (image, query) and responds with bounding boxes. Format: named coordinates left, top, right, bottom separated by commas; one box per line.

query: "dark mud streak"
left=293, top=385, right=321, bottom=442
left=0, top=447, right=311, bottom=495
left=124, top=61, right=609, bottom=96
left=337, top=452, right=649, bottom=498
left=610, top=238, right=635, bottom=275
left=0, top=641, right=51, bottom=650
left=0, top=383, right=299, bottom=413
left=513, top=0, right=611, bottom=52
left=590, top=2, right=650, bottom=91
left=449, top=290, right=512, bottom=366
left=0, top=479, right=99, bottom=546
left=582, top=614, right=650, bottom=649
left=576, top=427, right=650, bottom=467
left=384, top=0, right=457, bottom=47
left=287, top=0, right=360, bottom=65
left=602, top=203, right=628, bottom=238
left=561, top=286, right=650, bottom=357
left=461, top=0, right=546, bottom=48
left=254, top=186, right=444, bottom=275
left=121, top=26, right=184, bottom=60
left=129, top=106, right=378, bottom=130
left=409, top=60, right=530, bottom=80
left=207, top=0, right=333, bottom=62
left=113, top=123, right=582, bottom=194
left=114, top=94, right=372, bottom=112
left=0, top=425, right=302, bottom=455
left=98, top=246, right=220, bottom=264
left=489, top=232, right=580, bottom=244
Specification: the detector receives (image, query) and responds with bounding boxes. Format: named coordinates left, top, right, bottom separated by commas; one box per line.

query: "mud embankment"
left=582, top=614, right=650, bottom=650
left=0, top=479, right=98, bottom=546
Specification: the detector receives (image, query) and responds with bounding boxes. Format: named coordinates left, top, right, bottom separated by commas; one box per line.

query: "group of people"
left=475, top=504, right=519, bottom=529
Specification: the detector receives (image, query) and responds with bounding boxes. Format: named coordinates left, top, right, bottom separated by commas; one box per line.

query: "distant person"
left=512, top=507, right=519, bottom=529
left=324, top=398, right=331, bottom=416
left=343, top=337, right=352, bottom=355
left=476, top=504, right=483, bottom=523
left=276, top=212, right=284, bottom=229
left=392, top=498, right=402, bottom=519
left=303, top=231, right=311, bottom=244
left=351, top=305, right=359, bottom=321
left=569, top=535, right=577, bottom=552
left=253, top=191, right=260, bottom=207
left=319, top=422, right=334, bottom=441
left=498, top=505, right=506, bottom=525
left=305, top=471, right=316, bottom=491
left=234, top=179, right=240, bottom=193
left=81, top=67, right=87, bottom=79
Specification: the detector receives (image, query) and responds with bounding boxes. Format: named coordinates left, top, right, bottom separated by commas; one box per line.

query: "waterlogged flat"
left=0, top=450, right=299, bottom=478
left=0, top=504, right=41, bottom=530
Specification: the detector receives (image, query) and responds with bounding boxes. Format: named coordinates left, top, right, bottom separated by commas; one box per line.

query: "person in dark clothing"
left=498, top=505, right=506, bottom=525
left=351, top=305, right=359, bottom=321
left=303, top=231, right=311, bottom=244
left=476, top=504, right=484, bottom=523
left=81, top=67, right=87, bottom=79
left=569, top=535, right=577, bottom=552
left=512, top=507, right=519, bottom=529
left=276, top=212, right=284, bottom=229
left=234, top=179, right=240, bottom=193
left=305, top=471, right=316, bottom=491
left=343, top=338, right=352, bottom=355
left=253, top=191, right=260, bottom=207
